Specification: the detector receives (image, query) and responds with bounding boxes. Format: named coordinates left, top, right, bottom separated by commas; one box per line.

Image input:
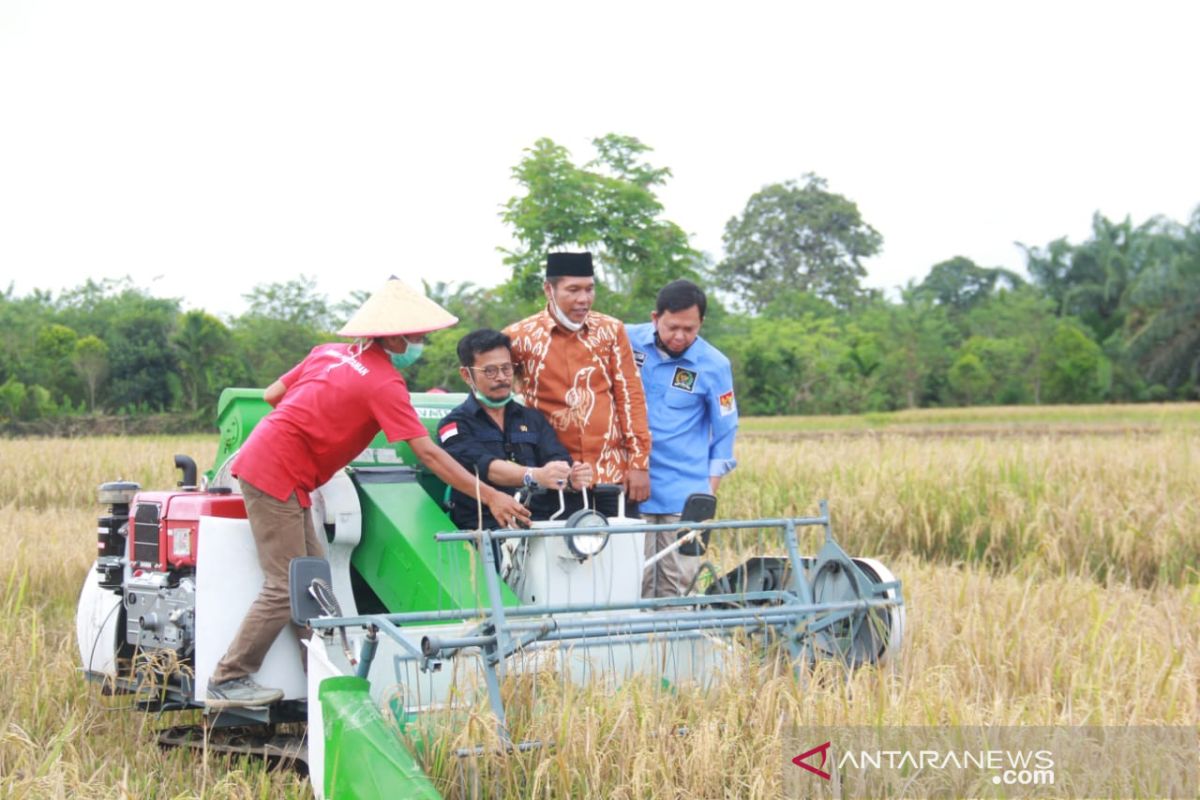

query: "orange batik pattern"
left=504, top=309, right=651, bottom=485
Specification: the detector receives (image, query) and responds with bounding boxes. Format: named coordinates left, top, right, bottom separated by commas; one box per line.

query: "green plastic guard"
left=211, top=388, right=273, bottom=482
left=350, top=478, right=519, bottom=615
left=320, top=676, right=442, bottom=799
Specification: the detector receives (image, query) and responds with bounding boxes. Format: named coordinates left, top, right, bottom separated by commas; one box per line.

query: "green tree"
left=957, top=335, right=1033, bottom=405
left=0, top=377, right=55, bottom=422
left=962, top=287, right=1058, bottom=403
left=866, top=289, right=957, bottom=409
left=50, top=279, right=183, bottom=411
left=22, top=383, right=56, bottom=420
left=838, top=326, right=885, bottom=412
left=1023, top=213, right=1155, bottom=343
left=712, top=315, right=852, bottom=415
left=716, top=175, right=882, bottom=312
left=234, top=276, right=335, bottom=387
left=0, top=287, right=55, bottom=387
left=915, top=256, right=1024, bottom=314
left=173, top=311, right=238, bottom=412
left=0, top=378, right=26, bottom=422
left=1121, top=209, right=1200, bottom=397
left=71, top=335, right=109, bottom=412
left=242, top=275, right=333, bottom=330
left=1038, top=320, right=1107, bottom=403
left=500, top=134, right=702, bottom=320
left=947, top=352, right=992, bottom=406
left=107, top=304, right=180, bottom=412
left=34, top=323, right=81, bottom=405
left=232, top=317, right=327, bottom=388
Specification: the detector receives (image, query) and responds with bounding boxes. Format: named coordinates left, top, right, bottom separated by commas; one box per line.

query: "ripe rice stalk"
left=0, top=425, right=1196, bottom=798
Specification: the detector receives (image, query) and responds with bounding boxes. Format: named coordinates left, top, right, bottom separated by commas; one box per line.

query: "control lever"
left=643, top=493, right=718, bottom=571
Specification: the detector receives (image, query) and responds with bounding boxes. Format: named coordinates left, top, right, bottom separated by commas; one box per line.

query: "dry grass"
left=739, top=401, right=1200, bottom=435
left=721, top=432, right=1200, bottom=587
left=425, top=557, right=1198, bottom=798
left=0, top=436, right=217, bottom=512
left=0, top=418, right=1196, bottom=798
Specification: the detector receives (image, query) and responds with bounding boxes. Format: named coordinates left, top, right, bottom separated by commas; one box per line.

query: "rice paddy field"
left=1, top=403, right=1198, bottom=798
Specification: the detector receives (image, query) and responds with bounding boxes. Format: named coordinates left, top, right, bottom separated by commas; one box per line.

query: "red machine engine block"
left=128, top=490, right=247, bottom=572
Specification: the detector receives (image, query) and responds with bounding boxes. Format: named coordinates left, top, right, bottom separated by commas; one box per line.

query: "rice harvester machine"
left=76, top=388, right=905, bottom=798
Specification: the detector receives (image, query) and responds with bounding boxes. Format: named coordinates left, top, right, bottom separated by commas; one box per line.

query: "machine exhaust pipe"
left=174, top=455, right=198, bottom=490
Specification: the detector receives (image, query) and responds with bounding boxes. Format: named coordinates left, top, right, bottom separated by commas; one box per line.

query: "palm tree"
left=1123, top=211, right=1200, bottom=394
left=172, top=311, right=231, bottom=411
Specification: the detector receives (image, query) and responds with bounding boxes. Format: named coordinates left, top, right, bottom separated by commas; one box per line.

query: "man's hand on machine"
left=528, top=461, right=593, bottom=491
left=485, top=488, right=532, bottom=529
left=568, top=461, right=593, bottom=490
left=533, top=461, right=571, bottom=489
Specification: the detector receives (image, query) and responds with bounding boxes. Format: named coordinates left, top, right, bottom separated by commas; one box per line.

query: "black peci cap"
left=546, top=252, right=594, bottom=278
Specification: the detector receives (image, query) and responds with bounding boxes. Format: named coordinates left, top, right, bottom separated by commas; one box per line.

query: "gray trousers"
left=641, top=512, right=701, bottom=599
left=210, top=478, right=326, bottom=685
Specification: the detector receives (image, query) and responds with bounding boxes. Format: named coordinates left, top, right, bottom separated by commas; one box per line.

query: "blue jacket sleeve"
left=705, top=356, right=739, bottom=477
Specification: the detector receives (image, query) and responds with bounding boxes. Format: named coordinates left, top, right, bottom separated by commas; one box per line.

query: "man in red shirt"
left=206, top=278, right=530, bottom=709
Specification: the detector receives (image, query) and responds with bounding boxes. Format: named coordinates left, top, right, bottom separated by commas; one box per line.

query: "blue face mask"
left=386, top=337, right=424, bottom=370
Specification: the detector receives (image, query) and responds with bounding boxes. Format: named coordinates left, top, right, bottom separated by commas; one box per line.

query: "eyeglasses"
left=469, top=363, right=516, bottom=380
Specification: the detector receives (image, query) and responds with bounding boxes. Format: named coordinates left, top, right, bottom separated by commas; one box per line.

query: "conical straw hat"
left=338, top=278, right=459, bottom=337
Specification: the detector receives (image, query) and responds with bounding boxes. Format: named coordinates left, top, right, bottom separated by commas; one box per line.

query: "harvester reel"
left=808, top=547, right=904, bottom=669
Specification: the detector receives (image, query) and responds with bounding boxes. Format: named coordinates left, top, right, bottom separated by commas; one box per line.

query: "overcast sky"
left=2, top=1, right=1197, bottom=319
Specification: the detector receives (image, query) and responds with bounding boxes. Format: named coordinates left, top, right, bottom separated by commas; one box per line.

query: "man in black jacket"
left=437, top=329, right=593, bottom=538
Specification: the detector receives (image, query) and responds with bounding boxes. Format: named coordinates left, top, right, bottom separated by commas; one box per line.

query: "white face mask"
left=548, top=295, right=584, bottom=332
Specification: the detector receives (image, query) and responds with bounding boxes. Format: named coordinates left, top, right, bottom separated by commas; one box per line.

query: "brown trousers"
left=641, top=513, right=701, bottom=599
left=209, top=478, right=326, bottom=685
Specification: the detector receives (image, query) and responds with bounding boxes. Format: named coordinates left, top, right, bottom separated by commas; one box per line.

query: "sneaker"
left=206, top=677, right=284, bottom=709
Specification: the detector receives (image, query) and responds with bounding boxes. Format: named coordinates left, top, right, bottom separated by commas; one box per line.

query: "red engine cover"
left=129, top=490, right=247, bottom=571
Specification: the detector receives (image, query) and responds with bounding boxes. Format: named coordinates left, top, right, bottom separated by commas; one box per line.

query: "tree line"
left=2, top=133, right=1196, bottom=428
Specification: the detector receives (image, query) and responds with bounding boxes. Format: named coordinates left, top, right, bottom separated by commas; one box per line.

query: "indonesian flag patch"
left=719, top=390, right=736, bottom=416
left=438, top=422, right=459, bottom=442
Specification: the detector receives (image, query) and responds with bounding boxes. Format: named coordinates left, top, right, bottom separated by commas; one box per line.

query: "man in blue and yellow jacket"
left=627, top=280, right=739, bottom=598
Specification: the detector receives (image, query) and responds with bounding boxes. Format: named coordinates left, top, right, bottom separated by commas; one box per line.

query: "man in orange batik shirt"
left=503, top=251, right=651, bottom=519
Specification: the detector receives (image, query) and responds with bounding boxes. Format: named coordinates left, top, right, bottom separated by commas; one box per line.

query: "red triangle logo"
left=792, top=741, right=832, bottom=780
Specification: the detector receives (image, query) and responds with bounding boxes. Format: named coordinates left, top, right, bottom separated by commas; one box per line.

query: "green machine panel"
left=349, top=473, right=516, bottom=615
left=347, top=391, right=467, bottom=506
left=212, top=388, right=273, bottom=480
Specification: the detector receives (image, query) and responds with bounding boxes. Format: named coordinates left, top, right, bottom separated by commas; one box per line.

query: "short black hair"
left=456, top=329, right=512, bottom=368
left=655, top=279, right=707, bottom=319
